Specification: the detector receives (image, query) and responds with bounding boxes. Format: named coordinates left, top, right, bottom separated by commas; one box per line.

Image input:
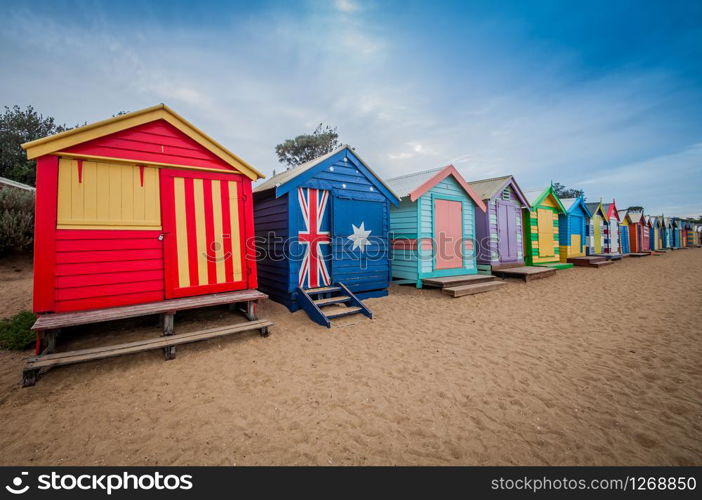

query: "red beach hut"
left=21, top=105, right=271, bottom=384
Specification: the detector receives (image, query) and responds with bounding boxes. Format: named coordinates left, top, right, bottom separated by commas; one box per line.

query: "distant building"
left=0, top=176, right=35, bottom=192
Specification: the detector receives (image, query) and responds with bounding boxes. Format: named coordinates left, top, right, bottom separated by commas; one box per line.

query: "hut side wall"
left=253, top=191, right=291, bottom=308
left=389, top=198, right=420, bottom=283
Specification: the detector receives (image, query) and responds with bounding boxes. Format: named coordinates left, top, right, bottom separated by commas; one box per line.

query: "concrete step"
left=442, top=281, right=507, bottom=298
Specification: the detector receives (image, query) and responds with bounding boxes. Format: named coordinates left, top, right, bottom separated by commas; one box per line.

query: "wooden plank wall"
left=53, top=229, right=164, bottom=312
left=64, top=120, right=234, bottom=172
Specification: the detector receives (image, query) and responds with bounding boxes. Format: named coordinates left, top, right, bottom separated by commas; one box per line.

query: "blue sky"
left=2, top=0, right=701, bottom=215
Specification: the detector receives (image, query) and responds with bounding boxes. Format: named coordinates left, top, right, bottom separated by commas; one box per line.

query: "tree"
left=0, top=105, right=69, bottom=186
left=552, top=182, right=584, bottom=199
left=275, top=123, right=340, bottom=168
left=626, top=206, right=644, bottom=213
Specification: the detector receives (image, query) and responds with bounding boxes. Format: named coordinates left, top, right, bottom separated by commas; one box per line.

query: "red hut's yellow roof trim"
left=21, top=104, right=264, bottom=181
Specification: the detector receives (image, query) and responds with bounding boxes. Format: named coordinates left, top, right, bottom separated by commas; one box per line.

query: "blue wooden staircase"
left=297, top=282, right=373, bottom=328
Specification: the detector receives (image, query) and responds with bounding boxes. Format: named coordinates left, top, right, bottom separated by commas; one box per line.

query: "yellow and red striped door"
left=160, top=169, right=246, bottom=298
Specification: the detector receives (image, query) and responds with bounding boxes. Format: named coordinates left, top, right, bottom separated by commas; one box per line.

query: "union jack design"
left=298, top=187, right=331, bottom=288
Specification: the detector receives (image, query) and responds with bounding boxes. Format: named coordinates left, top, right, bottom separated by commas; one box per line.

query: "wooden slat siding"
left=462, top=198, right=475, bottom=270
left=252, top=191, right=293, bottom=308
left=56, top=159, right=161, bottom=230
left=56, top=248, right=162, bottom=264
left=56, top=270, right=163, bottom=288
left=63, top=120, right=234, bottom=172
left=389, top=198, right=419, bottom=282
left=52, top=229, right=164, bottom=312
left=329, top=199, right=391, bottom=294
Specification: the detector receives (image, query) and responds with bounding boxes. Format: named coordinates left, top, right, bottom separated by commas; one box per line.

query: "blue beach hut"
left=253, top=145, right=399, bottom=327
left=384, top=165, right=487, bottom=289
left=558, top=196, right=592, bottom=262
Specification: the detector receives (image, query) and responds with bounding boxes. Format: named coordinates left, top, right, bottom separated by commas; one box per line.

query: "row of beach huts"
left=17, top=105, right=701, bottom=385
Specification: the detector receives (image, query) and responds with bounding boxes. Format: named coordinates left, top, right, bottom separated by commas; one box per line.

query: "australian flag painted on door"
left=252, top=146, right=400, bottom=311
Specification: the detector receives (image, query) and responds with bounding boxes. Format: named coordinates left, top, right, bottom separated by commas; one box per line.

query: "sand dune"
left=0, top=250, right=700, bottom=465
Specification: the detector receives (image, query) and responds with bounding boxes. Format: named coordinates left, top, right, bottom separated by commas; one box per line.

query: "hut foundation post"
left=161, top=312, right=176, bottom=360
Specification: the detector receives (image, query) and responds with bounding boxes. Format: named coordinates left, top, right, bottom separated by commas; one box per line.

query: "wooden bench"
left=24, top=289, right=271, bottom=387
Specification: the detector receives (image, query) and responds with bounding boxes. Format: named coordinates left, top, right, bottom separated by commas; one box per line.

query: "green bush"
left=0, top=311, right=36, bottom=350
left=0, top=188, right=34, bottom=255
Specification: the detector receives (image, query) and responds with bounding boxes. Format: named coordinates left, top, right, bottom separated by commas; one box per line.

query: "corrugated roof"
left=384, top=167, right=443, bottom=198
left=254, top=145, right=397, bottom=200
left=466, top=175, right=511, bottom=201
left=0, top=176, right=35, bottom=192
left=524, top=188, right=548, bottom=205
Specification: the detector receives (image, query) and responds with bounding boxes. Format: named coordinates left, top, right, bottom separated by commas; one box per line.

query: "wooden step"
left=443, top=281, right=507, bottom=298
left=305, top=286, right=341, bottom=295
left=422, top=274, right=496, bottom=288
left=591, top=260, right=614, bottom=267
left=25, top=319, right=273, bottom=371
left=492, top=266, right=556, bottom=282
left=326, top=306, right=363, bottom=319
left=314, top=296, right=351, bottom=307
left=568, top=256, right=606, bottom=266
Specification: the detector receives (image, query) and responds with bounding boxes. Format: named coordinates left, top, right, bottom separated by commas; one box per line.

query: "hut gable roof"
left=385, top=165, right=486, bottom=211
left=560, top=196, right=592, bottom=217
left=628, top=211, right=644, bottom=224
left=523, top=185, right=567, bottom=214
left=21, top=104, right=264, bottom=181
left=602, top=200, right=621, bottom=221
left=467, top=174, right=530, bottom=208
left=585, top=201, right=607, bottom=219
left=254, top=145, right=399, bottom=205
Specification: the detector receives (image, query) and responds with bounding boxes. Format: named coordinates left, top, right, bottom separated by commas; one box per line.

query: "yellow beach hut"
left=522, top=186, right=573, bottom=269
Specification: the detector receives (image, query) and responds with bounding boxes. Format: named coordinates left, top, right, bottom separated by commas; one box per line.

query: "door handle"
left=158, top=232, right=168, bottom=241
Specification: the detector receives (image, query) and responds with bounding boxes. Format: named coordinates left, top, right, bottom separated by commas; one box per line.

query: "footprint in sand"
left=633, top=433, right=658, bottom=449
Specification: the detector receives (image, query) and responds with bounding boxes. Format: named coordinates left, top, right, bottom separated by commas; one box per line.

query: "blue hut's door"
left=332, top=194, right=388, bottom=292
left=620, top=226, right=630, bottom=253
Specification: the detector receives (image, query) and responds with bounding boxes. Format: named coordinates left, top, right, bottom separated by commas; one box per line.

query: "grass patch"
left=0, top=311, right=36, bottom=350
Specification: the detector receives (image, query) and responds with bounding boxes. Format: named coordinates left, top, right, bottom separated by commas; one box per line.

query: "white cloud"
left=334, top=0, right=359, bottom=13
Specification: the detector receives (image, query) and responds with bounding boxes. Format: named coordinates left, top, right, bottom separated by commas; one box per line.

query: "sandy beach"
left=0, top=250, right=700, bottom=466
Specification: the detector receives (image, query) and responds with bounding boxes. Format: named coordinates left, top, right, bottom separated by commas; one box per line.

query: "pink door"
left=434, top=199, right=463, bottom=270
